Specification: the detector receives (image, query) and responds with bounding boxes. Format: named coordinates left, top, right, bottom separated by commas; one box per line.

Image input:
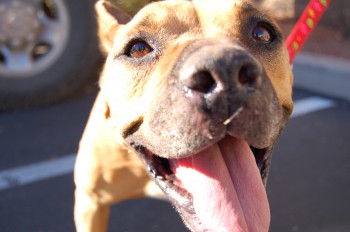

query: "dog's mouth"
left=131, top=135, right=272, bottom=231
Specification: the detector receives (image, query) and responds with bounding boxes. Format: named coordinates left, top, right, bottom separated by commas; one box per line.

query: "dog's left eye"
left=252, top=25, right=274, bottom=43
left=127, top=41, right=153, bottom=58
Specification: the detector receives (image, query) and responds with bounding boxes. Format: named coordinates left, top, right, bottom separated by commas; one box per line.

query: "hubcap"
left=0, top=0, right=70, bottom=78
left=0, top=1, right=41, bottom=48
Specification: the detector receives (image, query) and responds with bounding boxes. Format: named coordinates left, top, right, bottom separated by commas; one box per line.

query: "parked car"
left=0, top=0, right=100, bottom=110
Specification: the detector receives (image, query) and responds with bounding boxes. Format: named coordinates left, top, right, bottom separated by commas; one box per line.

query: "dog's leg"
left=74, top=156, right=161, bottom=232
left=74, top=187, right=110, bottom=232
left=74, top=175, right=163, bottom=232
left=74, top=94, right=163, bottom=232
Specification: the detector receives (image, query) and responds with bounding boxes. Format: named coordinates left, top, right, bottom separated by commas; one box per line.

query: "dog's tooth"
left=147, top=166, right=157, bottom=177
left=150, top=169, right=156, bottom=177
left=156, top=175, right=165, bottom=180
left=147, top=166, right=152, bottom=172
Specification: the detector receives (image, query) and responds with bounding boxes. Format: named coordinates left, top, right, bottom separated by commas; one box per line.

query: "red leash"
left=286, top=0, right=332, bottom=63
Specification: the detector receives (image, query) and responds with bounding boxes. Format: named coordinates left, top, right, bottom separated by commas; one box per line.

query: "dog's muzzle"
left=124, top=40, right=283, bottom=232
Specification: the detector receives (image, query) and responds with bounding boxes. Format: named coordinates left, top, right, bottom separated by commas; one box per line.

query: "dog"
left=74, top=0, right=293, bottom=231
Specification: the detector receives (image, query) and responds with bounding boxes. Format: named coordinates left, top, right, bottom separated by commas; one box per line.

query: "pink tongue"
left=172, top=136, right=270, bottom=232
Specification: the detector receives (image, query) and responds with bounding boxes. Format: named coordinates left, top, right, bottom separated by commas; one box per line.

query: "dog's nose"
left=182, top=62, right=261, bottom=93
left=179, top=43, right=262, bottom=100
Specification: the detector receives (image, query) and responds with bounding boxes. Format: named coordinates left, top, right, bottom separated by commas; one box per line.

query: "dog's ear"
left=95, top=1, right=132, bottom=55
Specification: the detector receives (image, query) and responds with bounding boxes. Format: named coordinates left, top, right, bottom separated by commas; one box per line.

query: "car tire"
left=0, top=0, right=101, bottom=110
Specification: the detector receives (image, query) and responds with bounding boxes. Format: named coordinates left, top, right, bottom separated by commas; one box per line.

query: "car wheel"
left=0, top=0, right=101, bottom=110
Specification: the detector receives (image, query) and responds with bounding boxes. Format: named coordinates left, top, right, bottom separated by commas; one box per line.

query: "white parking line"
left=0, top=97, right=335, bottom=191
left=0, top=155, right=75, bottom=191
left=291, top=97, right=335, bottom=118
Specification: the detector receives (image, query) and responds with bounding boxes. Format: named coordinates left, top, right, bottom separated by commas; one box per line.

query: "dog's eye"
left=127, top=41, right=153, bottom=58
left=252, top=25, right=274, bottom=43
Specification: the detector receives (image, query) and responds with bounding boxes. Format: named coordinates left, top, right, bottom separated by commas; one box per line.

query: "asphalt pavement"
left=0, top=83, right=349, bottom=231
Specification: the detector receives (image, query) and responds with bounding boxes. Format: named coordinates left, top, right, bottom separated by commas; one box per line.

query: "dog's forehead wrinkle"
left=128, top=0, right=199, bottom=35
left=191, top=1, right=264, bottom=40
left=112, top=0, right=277, bottom=60
left=125, top=1, right=264, bottom=43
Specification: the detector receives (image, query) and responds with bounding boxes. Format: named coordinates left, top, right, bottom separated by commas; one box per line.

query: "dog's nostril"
left=238, top=64, right=260, bottom=86
left=188, top=71, right=216, bottom=93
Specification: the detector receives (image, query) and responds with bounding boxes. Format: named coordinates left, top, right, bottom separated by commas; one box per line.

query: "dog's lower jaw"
left=132, top=134, right=272, bottom=232
left=133, top=145, right=211, bottom=232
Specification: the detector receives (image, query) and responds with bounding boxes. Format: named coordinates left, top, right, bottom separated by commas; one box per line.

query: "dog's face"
left=97, top=0, right=293, bottom=231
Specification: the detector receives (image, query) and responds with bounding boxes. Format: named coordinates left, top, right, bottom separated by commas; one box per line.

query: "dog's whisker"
left=223, top=107, right=243, bottom=125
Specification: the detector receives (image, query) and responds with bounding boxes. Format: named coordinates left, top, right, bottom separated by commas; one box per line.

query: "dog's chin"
left=132, top=134, right=272, bottom=232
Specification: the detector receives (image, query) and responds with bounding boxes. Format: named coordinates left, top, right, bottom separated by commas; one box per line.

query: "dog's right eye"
left=127, top=41, right=153, bottom=59
left=252, top=26, right=273, bottom=43
left=252, top=23, right=276, bottom=44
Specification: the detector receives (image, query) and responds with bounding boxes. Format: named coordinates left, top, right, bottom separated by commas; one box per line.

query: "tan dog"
left=74, top=0, right=293, bottom=231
